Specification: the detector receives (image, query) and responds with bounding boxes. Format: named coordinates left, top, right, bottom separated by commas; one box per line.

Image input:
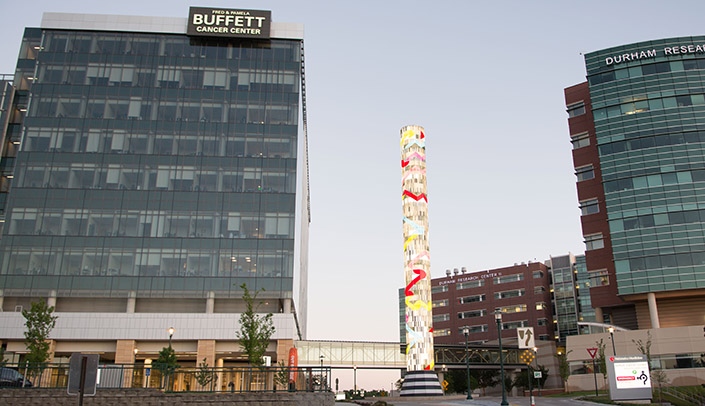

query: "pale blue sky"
left=1, top=0, right=704, bottom=391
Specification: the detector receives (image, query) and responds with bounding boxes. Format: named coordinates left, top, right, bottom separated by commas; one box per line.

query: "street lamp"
left=495, top=310, right=509, bottom=406
left=167, top=326, right=175, bottom=349
left=353, top=365, right=357, bottom=394
left=533, top=346, right=540, bottom=399
left=462, top=326, right=472, bottom=400
left=320, top=355, right=325, bottom=391
left=608, top=326, right=616, bottom=355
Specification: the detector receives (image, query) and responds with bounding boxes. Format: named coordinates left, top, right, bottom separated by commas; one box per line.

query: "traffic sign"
left=587, top=347, right=598, bottom=359
left=520, top=349, right=535, bottom=365
left=517, top=327, right=535, bottom=349
left=442, top=380, right=449, bottom=390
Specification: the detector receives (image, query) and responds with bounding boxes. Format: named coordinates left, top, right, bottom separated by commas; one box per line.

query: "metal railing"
left=2, top=363, right=331, bottom=393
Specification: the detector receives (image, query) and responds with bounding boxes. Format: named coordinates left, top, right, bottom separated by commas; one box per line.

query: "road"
left=337, top=394, right=602, bottom=406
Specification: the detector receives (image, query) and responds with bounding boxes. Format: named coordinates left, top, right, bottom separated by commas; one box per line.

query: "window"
left=533, top=270, right=544, bottom=279
left=580, top=198, right=600, bottom=215
left=494, top=288, right=525, bottom=299
left=588, top=269, right=610, bottom=287
left=459, top=294, right=485, bottom=304
left=460, top=325, right=488, bottom=334
left=458, top=309, right=486, bottom=319
left=432, top=299, right=449, bottom=308
left=431, top=285, right=448, bottom=294
left=493, top=274, right=524, bottom=285
left=498, top=304, right=527, bottom=314
left=567, top=102, right=586, bottom=117
left=503, top=320, right=529, bottom=330
left=537, top=318, right=548, bottom=326
left=433, top=329, right=451, bottom=337
left=534, top=286, right=546, bottom=294
left=457, top=280, right=484, bottom=289
left=584, top=233, right=605, bottom=251
left=571, top=132, right=590, bottom=149
left=576, top=165, right=595, bottom=181
left=433, top=313, right=450, bottom=323
left=535, top=302, right=547, bottom=310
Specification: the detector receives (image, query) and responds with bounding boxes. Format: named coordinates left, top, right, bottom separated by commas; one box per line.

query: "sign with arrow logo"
left=517, top=327, right=535, bottom=349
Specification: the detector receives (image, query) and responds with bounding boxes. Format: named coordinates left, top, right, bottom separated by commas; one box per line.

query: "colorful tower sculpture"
left=399, top=125, right=443, bottom=396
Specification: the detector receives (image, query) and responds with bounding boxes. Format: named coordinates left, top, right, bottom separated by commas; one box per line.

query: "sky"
left=1, top=0, right=704, bottom=391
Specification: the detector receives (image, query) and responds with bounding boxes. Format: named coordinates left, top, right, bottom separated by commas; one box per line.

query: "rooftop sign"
left=187, top=7, right=271, bottom=39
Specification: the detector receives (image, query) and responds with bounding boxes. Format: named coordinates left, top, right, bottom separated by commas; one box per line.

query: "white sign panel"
left=517, top=327, right=535, bottom=349
left=614, top=360, right=650, bottom=389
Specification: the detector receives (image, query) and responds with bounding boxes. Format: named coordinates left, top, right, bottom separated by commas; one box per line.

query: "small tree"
left=0, top=347, right=8, bottom=368
left=194, top=357, right=217, bottom=391
left=633, top=331, right=667, bottom=402
left=274, top=360, right=289, bottom=391
left=555, top=350, right=572, bottom=392
left=236, top=283, right=275, bottom=366
left=595, top=338, right=607, bottom=382
left=154, top=346, right=179, bottom=389
left=22, top=301, right=58, bottom=381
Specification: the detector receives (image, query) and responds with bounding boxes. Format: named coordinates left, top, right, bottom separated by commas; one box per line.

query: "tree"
left=235, top=283, right=275, bottom=366
left=22, top=301, right=58, bottom=381
left=153, top=346, right=179, bottom=389
left=555, top=350, right=572, bottom=392
left=472, top=369, right=499, bottom=396
left=274, top=360, right=289, bottom=391
left=595, top=338, right=607, bottom=382
left=0, top=347, right=8, bottom=368
left=194, top=357, right=217, bottom=391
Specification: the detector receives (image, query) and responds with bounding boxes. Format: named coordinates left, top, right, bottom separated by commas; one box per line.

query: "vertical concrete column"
left=647, top=292, right=660, bottom=328
left=115, top=339, right=137, bottom=363
left=282, top=298, right=291, bottom=314
left=276, top=339, right=294, bottom=365
left=126, top=291, right=136, bottom=313
left=196, top=340, right=216, bottom=367
left=115, top=339, right=137, bottom=387
left=216, top=357, right=224, bottom=391
left=206, top=291, right=215, bottom=313
left=594, top=307, right=604, bottom=324
left=0, top=289, right=4, bottom=311
left=47, top=290, right=57, bottom=308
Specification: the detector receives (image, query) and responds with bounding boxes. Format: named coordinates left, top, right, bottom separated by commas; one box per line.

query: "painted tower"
left=399, top=125, right=443, bottom=396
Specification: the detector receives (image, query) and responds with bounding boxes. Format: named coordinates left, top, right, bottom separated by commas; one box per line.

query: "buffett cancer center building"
left=0, top=8, right=309, bottom=368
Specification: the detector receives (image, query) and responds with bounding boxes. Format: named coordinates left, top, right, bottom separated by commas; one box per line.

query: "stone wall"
left=0, top=388, right=334, bottom=406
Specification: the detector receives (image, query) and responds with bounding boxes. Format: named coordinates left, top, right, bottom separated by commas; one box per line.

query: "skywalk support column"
left=399, top=125, right=442, bottom=396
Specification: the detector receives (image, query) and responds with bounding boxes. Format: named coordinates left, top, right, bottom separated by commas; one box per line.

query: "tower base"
left=399, top=370, right=444, bottom=396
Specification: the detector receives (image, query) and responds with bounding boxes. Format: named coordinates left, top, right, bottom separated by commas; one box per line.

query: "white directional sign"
left=517, top=327, right=535, bottom=349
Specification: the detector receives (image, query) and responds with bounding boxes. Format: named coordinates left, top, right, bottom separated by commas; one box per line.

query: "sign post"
left=587, top=347, right=598, bottom=397
left=67, top=353, right=100, bottom=406
left=520, top=349, right=535, bottom=406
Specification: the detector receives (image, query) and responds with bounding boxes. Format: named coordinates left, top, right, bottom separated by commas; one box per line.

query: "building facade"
left=428, top=262, right=555, bottom=346
left=566, top=36, right=705, bottom=330
left=0, top=8, right=309, bottom=372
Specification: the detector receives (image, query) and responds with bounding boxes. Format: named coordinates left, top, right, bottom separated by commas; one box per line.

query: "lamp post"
left=608, top=326, right=616, bottom=355
left=353, top=365, right=357, bottom=395
left=533, top=346, right=540, bottom=398
left=462, top=326, right=472, bottom=400
left=320, top=355, right=325, bottom=391
left=167, top=326, right=175, bottom=349
left=495, top=310, right=509, bottom=406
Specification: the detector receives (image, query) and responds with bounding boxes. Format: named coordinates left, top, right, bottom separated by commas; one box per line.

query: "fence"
left=2, top=363, right=331, bottom=393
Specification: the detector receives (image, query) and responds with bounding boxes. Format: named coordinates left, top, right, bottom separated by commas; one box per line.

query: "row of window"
left=611, top=208, right=705, bottom=233
left=604, top=168, right=705, bottom=193
left=616, top=251, right=705, bottom=274
left=1, top=247, right=293, bottom=278
left=593, top=93, right=705, bottom=121
left=18, top=163, right=295, bottom=194
left=38, top=63, right=299, bottom=92
left=41, top=32, right=300, bottom=61
left=23, top=127, right=295, bottom=157
left=598, top=130, right=705, bottom=156
left=589, top=58, right=705, bottom=86
left=29, top=96, right=298, bottom=125
left=8, top=208, right=293, bottom=239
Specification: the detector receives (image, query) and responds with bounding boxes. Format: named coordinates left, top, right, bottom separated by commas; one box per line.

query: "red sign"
left=587, top=347, right=598, bottom=359
left=288, top=347, right=298, bottom=383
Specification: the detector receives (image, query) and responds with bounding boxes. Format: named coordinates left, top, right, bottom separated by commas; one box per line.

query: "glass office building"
left=0, top=9, right=309, bottom=366
left=566, top=36, right=705, bottom=330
